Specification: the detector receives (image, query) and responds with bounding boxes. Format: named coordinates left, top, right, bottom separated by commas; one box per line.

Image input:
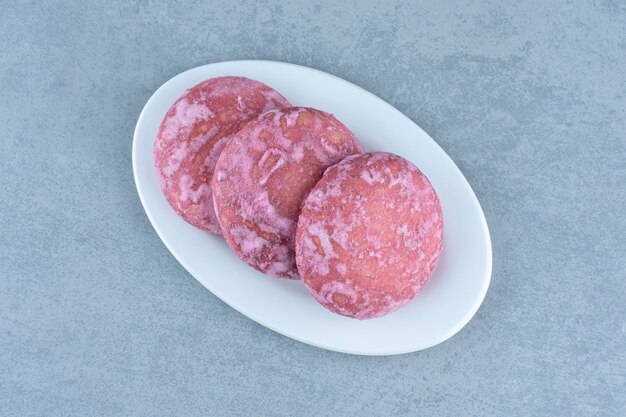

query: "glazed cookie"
left=212, top=107, right=363, bottom=278
left=154, top=76, right=290, bottom=233
left=295, top=152, right=443, bottom=319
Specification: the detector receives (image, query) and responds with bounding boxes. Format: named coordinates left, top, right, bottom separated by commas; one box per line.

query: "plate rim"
left=132, top=60, right=493, bottom=355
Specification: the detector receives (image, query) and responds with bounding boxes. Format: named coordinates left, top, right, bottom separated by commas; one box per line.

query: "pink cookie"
left=154, top=76, right=291, bottom=233
left=295, top=152, right=443, bottom=319
left=212, top=107, right=364, bottom=278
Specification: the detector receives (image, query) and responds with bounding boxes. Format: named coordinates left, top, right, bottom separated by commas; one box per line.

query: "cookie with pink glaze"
left=212, top=107, right=364, bottom=278
left=295, top=152, right=443, bottom=319
left=154, top=76, right=291, bottom=233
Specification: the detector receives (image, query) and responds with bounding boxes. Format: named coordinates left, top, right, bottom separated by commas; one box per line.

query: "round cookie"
left=212, top=107, right=364, bottom=278
left=295, top=152, right=443, bottom=319
left=154, top=76, right=291, bottom=233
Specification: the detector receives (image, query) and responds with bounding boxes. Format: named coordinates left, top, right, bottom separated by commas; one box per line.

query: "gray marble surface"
left=1, top=1, right=625, bottom=416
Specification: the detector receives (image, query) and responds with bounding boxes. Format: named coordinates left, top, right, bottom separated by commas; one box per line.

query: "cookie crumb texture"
left=296, top=152, right=443, bottom=319
left=213, top=107, right=363, bottom=278
left=154, top=76, right=290, bottom=233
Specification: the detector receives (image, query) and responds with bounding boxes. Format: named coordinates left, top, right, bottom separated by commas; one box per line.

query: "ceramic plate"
left=132, top=60, right=492, bottom=355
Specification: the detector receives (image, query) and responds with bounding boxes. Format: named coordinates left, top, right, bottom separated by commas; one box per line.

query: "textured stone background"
left=1, top=1, right=625, bottom=416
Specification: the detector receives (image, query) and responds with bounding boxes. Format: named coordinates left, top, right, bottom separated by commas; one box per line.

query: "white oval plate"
left=132, top=60, right=492, bottom=355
